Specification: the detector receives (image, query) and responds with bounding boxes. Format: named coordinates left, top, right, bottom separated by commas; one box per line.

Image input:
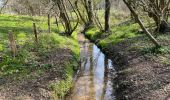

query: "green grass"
left=0, top=14, right=79, bottom=75
left=85, top=21, right=170, bottom=66
left=0, top=14, right=64, bottom=50
left=0, top=14, right=80, bottom=99
left=49, top=62, right=74, bottom=99
left=85, top=27, right=101, bottom=41
left=86, top=23, right=140, bottom=48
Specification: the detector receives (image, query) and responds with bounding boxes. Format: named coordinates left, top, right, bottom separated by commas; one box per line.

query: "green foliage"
left=49, top=75, right=72, bottom=99
left=0, top=33, right=80, bottom=76
left=0, top=14, right=80, bottom=99
left=159, top=56, right=170, bottom=65
left=85, top=23, right=140, bottom=49
left=141, top=46, right=170, bottom=54
left=0, top=14, right=60, bottom=38
left=86, top=27, right=101, bottom=41
left=49, top=62, right=76, bottom=99
left=0, top=43, right=3, bottom=51
left=157, top=34, right=170, bottom=41
left=99, top=24, right=139, bottom=48
left=0, top=14, right=80, bottom=78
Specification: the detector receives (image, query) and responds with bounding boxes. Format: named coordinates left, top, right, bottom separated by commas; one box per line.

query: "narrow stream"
left=67, top=34, right=116, bottom=100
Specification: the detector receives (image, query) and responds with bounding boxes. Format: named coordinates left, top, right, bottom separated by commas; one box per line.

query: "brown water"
left=66, top=34, right=115, bottom=100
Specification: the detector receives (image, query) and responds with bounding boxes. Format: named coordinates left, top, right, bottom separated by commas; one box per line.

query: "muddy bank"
left=0, top=48, right=79, bottom=100
left=0, top=32, right=80, bottom=100
left=84, top=32, right=170, bottom=100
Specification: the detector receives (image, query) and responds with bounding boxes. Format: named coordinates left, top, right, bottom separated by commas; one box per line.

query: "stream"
left=66, top=34, right=116, bottom=100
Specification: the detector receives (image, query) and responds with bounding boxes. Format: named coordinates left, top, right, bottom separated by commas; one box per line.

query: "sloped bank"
left=0, top=33, right=80, bottom=100
left=84, top=24, right=170, bottom=100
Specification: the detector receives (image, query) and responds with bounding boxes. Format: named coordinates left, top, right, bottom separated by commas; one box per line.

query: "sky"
left=0, top=1, right=2, bottom=7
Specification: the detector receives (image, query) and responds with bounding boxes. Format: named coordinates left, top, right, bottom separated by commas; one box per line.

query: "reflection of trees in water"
left=89, top=43, right=95, bottom=98
left=101, top=56, right=109, bottom=100
left=93, top=51, right=101, bottom=68
left=79, top=40, right=89, bottom=75
left=76, top=37, right=114, bottom=99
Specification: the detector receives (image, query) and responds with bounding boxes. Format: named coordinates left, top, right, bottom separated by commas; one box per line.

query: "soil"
left=0, top=48, right=74, bottom=100
left=98, top=36, right=170, bottom=100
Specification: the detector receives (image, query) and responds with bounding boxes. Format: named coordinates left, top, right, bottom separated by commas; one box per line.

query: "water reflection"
left=67, top=34, right=115, bottom=100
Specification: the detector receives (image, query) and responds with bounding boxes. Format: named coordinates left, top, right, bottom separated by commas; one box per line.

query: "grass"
left=85, top=27, right=101, bottom=41
left=0, top=14, right=64, bottom=51
left=99, top=24, right=139, bottom=48
left=85, top=20, right=170, bottom=66
left=86, top=23, right=140, bottom=48
left=85, top=19, right=170, bottom=99
left=49, top=63, right=74, bottom=99
left=0, top=14, right=80, bottom=99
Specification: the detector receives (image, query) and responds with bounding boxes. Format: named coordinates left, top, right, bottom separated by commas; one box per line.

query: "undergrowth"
left=0, top=14, right=80, bottom=99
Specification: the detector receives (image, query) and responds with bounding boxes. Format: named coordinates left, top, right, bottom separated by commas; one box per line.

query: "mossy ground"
left=0, top=14, right=80, bottom=99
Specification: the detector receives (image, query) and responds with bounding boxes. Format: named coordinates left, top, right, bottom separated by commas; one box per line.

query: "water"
left=66, top=34, right=115, bottom=100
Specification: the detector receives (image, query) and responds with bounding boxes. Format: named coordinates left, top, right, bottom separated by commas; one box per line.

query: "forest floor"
left=85, top=22, right=170, bottom=100
left=0, top=14, right=80, bottom=99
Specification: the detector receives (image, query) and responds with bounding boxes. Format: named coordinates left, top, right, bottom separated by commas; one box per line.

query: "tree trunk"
left=123, top=0, right=160, bottom=48
left=55, top=0, right=72, bottom=35
left=0, top=0, right=9, bottom=14
left=105, top=0, right=111, bottom=32
left=48, top=14, right=51, bottom=33
left=149, top=12, right=169, bottom=33
left=147, top=0, right=170, bottom=33
left=159, top=20, right=170, bottom=33
left=55, top=16, right=59, bottom=28
left=33, top=23, right=38, bottom=43
left=87, top=0, right=94, bottom=26
left=53, top=0, right=79, bottom=36
left=88, top=0, right=93, bottom=22
left=75, top=0, right=87, bottom=24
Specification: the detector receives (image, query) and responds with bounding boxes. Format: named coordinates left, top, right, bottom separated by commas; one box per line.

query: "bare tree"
left=123, top=0, right=160, bottom=48
left=105, top=0, right=111, bottom=32
left=52, top=0, right=79, bottom=35
left=80, top=0, right=94, bottom=27
left=0, top=0, right=9, bottom=14
left=87, top=0, right=94, bottom=25
left=125, top=0, right=170, bottom=33
left=7, top=0, right=52, bottom=16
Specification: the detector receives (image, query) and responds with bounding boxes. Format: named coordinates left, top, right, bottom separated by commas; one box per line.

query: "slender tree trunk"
left=75, top=0, right=86, bottom=24
left=48, top=14, right=51, bottom=33
left=53, top=0, right=79, bottom=35
left=105, top=0, right=111, bottom=32
left=123, top=0, right=160, bottom=48
left=55, top=16, right=59, bottom=28
left=159, top=20, right=169, bottom=33
left=33, top=23, right=38, bottom=43
left=0, top=0, right=9, bottom=14
left=87, top=0, right=93, bottom=26
left=148, top=0, right=170, bottom=33
left=55, top=0, right=72, bottom=35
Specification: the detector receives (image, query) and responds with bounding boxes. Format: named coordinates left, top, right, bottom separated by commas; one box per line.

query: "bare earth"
left=0, top=48, right=73, bottom=100
left=102, top=36, right=170, bottom=100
